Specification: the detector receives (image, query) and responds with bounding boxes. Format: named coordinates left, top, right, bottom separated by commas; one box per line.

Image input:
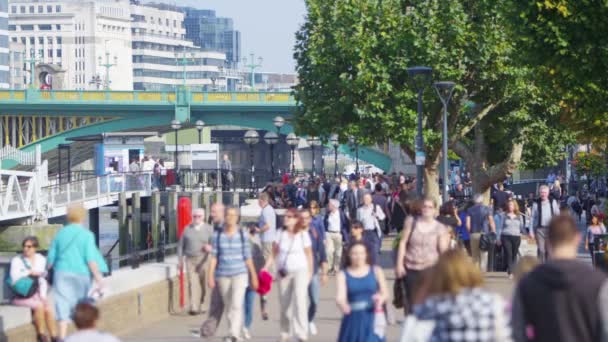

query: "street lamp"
left=330, top=134, right=340, bottom=178
left=242, top=53, right=263, bottom=89
left=286, top=133, right=298, bottom=174
left=407, top=66, right=433, bottom=197
left=307, top=136, right=321, bottom=177
left=349, top=136, right=360, bottom=178
left=98, top=52, right=118, bottom=91
left=195, top=120, right=205, bottom=144
left=434, top=81, right=456, bottom=203
left=243, top=130, right=260, bottom=196
left=264, top=131, right=279, bottom=181
left=171, top=120, right=182, bottom=185
left=274, top=116, right=285, bottom=173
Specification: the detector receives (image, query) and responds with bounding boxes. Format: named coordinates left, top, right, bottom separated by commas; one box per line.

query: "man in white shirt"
left=531, top=185, right=561, bottom=262
left=323, top=199, right=349, bottom=275
left=255, top=192, right=276, bottom=320
left=357, top=193, right=386, bottom=262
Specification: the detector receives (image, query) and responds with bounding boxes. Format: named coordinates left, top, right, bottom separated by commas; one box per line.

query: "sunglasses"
left=23, top=245, right=34, bottom=249
left=193, top=215, right=203, bottom=218
left=286, top=215, right=296, bottom=219
left=423, top=205, right=434, bottom=209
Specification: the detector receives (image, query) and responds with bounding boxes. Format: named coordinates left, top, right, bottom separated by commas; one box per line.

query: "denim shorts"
left=52, top=271, right=92, bottom=321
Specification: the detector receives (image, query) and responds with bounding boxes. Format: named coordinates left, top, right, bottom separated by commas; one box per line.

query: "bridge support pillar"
left=190, top=191, right=201, bottom=211
left=89, top=208, right=100, bottom=247
left=167, top=192, right=178, bottom=244
left=132, top=193, right=141, bottom=250
left=118, top=192, right=128, bottom=257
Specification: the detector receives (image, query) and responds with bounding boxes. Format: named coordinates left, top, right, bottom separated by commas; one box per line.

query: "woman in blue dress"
left=336, top=241, right=389, bottom=342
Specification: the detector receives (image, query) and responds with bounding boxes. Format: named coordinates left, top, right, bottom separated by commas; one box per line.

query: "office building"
left=0, top=0, right=9, bottom=88
left=8, top=40, right=23, bottom=88
left=130, top=2, right=227, bottom=91
left=8, top=0, right=134, bottom=90
left=183, top=8, right=241, bottom=68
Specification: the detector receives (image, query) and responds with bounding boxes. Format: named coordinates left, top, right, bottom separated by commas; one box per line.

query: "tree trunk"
left=424, top=165, right=440, bottom=204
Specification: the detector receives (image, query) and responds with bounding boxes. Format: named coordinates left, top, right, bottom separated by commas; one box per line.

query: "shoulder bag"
left=6, top=256, right=39, bottom=298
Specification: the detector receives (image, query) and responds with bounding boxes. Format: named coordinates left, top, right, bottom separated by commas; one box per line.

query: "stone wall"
left=2, top=276, right=180, bottom=341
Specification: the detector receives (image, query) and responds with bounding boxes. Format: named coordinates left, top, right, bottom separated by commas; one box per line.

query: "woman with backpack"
left=207, top=206, right=259, bottom=342
left=9, top=236, right=57, bottom=342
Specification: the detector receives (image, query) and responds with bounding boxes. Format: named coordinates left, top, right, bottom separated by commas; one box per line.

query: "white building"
left=8, top=0, right=133, bottom=90
left=130, top=2, right=228, bottom=92
left=0, top=0, right=9, bottom=88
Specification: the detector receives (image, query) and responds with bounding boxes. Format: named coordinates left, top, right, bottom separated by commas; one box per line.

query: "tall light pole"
left=195, top=120, right=205, bottom=144
left=171, top=120, right=182, bottom=185
left=434, top=81, right=456, bottom=203
left=273, top=116, right=285, bottom=174
left=175, top=47, right=195, bottom=89
left=349, top=136, right=360, bottom=178
left=286, top=133, right=298, bottom=175
left=242, top=53, right=263, bottom=89
left=407, top=66, right=433, bottom=197
left=331, top=134, right=340, bottom=178
left=307, top=136, right=321, bottom=177
left=264, top=131, right=279, bottom=181
left=243, top=130, right=260, bottom=197
left=24, top=49, right=42, bottom=89
left=98, top=51, right=118, bottom=91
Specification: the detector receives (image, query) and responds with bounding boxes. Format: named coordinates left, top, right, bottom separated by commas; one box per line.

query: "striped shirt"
left=211, top=229, right=251, bottom=278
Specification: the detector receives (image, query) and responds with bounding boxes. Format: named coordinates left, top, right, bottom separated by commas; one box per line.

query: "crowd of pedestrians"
left=8, top=170, right=608, bottom=342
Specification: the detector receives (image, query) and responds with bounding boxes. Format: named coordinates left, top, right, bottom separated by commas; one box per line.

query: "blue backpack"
left=6, top=256, right=39, bottom=298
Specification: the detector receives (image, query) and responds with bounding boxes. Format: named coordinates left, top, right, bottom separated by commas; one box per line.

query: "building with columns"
left=8, top=0, right=134, bottom=90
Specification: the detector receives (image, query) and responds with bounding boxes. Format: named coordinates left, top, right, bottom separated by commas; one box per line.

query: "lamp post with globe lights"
left=273, top=116, right=285, bottom=174
left=264, top=131, right=279, bottom=181
left=307, top=136, right=321, bottom=177
left=330, top=134, right=340, bottom=178
left=243, top=130, right=260, bottom=196
left=195, top=120, right=205, bottom=144
left=171, top=120, right=182, bottom=185
left=286, top=133, right=298, bottom=175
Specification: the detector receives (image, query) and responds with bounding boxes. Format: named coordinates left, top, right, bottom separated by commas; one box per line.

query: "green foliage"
left=572, top=152, right=607, bottom=178
left=294, top=0, right=569, bottom=172
left=505, top=0, right=608, bottom=143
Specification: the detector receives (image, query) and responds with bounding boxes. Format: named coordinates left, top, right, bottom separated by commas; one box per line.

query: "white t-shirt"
left=275, top=230, right=311, bottom=273
left=10, top=253, right=46, bottom=284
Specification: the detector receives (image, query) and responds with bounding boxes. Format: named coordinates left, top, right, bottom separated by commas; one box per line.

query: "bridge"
left=0, top=89, right=392, bottom=171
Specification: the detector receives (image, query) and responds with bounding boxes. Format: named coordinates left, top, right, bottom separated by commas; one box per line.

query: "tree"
left=505, top=1, right=608, bottom=144
left=294, top=0, right=568, bottom=200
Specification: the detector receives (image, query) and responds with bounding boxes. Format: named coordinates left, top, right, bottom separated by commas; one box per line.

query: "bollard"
left=177, top=196, right=192, bottom=309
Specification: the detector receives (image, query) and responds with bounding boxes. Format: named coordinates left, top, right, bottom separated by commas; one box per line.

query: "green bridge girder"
left=0, top=89, right=392, bottom=171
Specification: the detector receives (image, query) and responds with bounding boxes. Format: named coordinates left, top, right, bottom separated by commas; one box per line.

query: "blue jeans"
left=243, top=286, right=256, bottom=328
left=308, top=273, right=320, bottom=322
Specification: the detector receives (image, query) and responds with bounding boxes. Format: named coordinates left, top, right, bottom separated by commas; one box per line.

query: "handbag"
left=393, top=277, right=405, bottom=309
left=6, top=256, right=39, bottom=298
left=479, top=232, right=497, bottom=251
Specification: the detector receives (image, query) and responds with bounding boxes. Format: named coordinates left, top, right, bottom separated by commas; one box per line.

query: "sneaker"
left=242, top=328, right=251, bottom=340
left=309, top=322, right=317, bottom=336
left=261, top=311, right=269, bottom=321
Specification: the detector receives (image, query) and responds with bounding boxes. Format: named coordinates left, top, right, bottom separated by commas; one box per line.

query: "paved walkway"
left=121, top=239, right=514, bottom=342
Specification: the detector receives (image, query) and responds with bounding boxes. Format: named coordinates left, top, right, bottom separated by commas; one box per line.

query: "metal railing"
left=0, top=171, right=153, bottom=221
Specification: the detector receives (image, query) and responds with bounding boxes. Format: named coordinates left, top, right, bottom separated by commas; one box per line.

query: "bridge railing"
left=0, top=90, right=294, bottom=104
left=0, top=171, right=153, bottom=221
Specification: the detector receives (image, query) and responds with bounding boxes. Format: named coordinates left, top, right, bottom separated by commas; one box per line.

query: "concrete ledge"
left=0, top=257, right=181, bottom=341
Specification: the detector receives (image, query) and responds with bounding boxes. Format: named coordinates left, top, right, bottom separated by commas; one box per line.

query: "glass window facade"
left=184, top=8, right=240, bottom=67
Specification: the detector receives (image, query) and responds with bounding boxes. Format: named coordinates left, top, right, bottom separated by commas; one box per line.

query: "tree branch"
left=451, top=140, right=474, bottom=162
left=449, top=101, right=502, bottom=146
left=486, top=141, right=525, bottom=184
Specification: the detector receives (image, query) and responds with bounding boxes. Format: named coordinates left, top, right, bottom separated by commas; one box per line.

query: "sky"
left=151, top=0, right=307, bottom=74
